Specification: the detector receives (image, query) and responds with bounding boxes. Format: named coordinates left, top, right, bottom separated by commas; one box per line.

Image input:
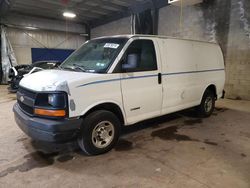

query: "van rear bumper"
left=13, top=103, right=82, bottom=143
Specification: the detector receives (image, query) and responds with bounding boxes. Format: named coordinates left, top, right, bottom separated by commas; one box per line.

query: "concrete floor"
left=0, top=85, right=249, bottom=188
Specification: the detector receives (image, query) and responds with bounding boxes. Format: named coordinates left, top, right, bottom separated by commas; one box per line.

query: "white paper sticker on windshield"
left=104, top=43, right=120, bottom=49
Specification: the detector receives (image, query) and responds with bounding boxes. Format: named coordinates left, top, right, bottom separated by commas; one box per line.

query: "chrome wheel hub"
left=92, top=121, right=114, bottom=149
left=204, top=97, right=213, bottom=113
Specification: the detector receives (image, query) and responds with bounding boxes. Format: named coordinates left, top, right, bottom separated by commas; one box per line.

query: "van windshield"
left=60, top=38, right=128, bottom=73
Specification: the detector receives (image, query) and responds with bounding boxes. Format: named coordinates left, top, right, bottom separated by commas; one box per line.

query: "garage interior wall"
left=158, top=0, right=250, bottom=100
left=6, top=28, right=85, bottom=65
left=91, top=16, right=131, bottom=39
left=90, top=0, right=249, bottom=100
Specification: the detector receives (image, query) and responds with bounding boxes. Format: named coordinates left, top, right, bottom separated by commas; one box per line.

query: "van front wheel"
left=196, top=89, right=215, bottom=117
left=78, top=110, right=121, bottom=155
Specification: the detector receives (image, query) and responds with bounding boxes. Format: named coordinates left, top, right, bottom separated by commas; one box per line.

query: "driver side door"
left=120, top=39, right=163, bottom=124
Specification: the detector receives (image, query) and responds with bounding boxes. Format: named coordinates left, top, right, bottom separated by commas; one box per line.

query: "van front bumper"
left=13, top=103, right=82, bottom=143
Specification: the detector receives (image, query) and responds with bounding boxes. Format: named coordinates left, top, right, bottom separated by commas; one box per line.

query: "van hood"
left=19, top=69, right=101, bottom=93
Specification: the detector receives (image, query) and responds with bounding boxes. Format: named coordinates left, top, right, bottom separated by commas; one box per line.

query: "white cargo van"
left=14, top=35, right=225, bottom=155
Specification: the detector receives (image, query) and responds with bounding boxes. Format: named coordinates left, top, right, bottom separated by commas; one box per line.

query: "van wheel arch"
left=202, top=84, right=217, bottom=101
left=82, top=103, right=125, bottom=126
left=196, top=85, right=217, bottom=117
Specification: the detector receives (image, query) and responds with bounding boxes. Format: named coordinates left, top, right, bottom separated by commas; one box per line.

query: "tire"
left=196, top=89, right=215, bottom=118
left=78, top=110, right=121, bottom=155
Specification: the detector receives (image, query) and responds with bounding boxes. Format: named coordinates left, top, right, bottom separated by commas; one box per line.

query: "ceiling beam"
left=10, top=0, right=128, bottom=24
left=89, top=0, right=128, bottom=11
left=3, top=0, right=169, bottom=30
left=12, top=0, right=107, bottom=17
left=109, top=0, right=132, bottom=7
left=91, top=0, right=169, bottom=28
left=1, top=13, right=86, bottom=34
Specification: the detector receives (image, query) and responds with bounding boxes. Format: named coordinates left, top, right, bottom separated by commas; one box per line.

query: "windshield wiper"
left=61, top=64, right=86, bottom=72
left=73, top=64, right=86, bottom=72
left=61, top=66, right=76, bottom=71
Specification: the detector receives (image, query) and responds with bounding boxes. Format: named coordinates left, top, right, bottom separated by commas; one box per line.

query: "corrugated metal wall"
left=4, top=14, right=86, bottom=34
left=7, top=28, right=85, bottom=65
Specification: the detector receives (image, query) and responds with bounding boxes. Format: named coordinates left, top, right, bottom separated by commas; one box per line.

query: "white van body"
left=14, top=35, right=225, bottom=154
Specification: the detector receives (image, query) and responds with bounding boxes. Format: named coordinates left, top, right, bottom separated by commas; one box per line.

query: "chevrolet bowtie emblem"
left=20, top=96, right=24, bottom=102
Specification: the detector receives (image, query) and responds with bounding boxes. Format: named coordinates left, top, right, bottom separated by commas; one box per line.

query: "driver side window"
left=119, top=39, right=157, bottom=73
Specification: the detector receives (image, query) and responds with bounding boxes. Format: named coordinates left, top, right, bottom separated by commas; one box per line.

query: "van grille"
left=18, top=101, right=34, bottom=115
left=18, top=87, right=36, bottom=99
left=17, top=87, right=36, bottom=115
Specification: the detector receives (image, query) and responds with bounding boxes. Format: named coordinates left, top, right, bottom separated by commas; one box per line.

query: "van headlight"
left=34, top=92, right=67, bottom=118
left=48, top=93, right=66, bottom=108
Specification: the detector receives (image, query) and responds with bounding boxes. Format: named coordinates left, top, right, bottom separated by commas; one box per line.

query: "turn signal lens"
left=34, top=108, right=66, bottom=117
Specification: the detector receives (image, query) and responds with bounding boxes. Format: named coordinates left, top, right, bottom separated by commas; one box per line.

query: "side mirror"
left=122, top=54, right=138, bottom=71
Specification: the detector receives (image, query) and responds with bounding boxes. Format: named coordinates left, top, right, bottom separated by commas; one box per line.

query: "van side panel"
left=158, top=39, right=200, bottom=113
left=158, top=38, right=225, bottom=115
left=193, top=41, right=225, bottom=100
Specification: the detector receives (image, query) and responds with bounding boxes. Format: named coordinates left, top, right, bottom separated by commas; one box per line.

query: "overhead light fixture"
left=25, top=26, right=38, bottom=30
left=63, top=12, right=76, bottom=18
left=168, top=0, right=202, bottom=6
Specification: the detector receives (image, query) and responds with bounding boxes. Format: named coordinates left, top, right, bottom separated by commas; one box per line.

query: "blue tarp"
left=31, top=48, right=74, bottom=63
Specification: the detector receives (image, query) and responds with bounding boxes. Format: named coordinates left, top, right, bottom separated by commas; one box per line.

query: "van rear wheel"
left=78, top=110, right=121, bottom=155
left=196, top=89, right=215, bottom=118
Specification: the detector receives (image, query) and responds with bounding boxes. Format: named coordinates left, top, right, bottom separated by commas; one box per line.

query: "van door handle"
left=158, top=73, right=162, bottom=84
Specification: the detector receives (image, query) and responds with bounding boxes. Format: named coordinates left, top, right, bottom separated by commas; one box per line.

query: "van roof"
left=94, top=34, right=218, bottom=45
